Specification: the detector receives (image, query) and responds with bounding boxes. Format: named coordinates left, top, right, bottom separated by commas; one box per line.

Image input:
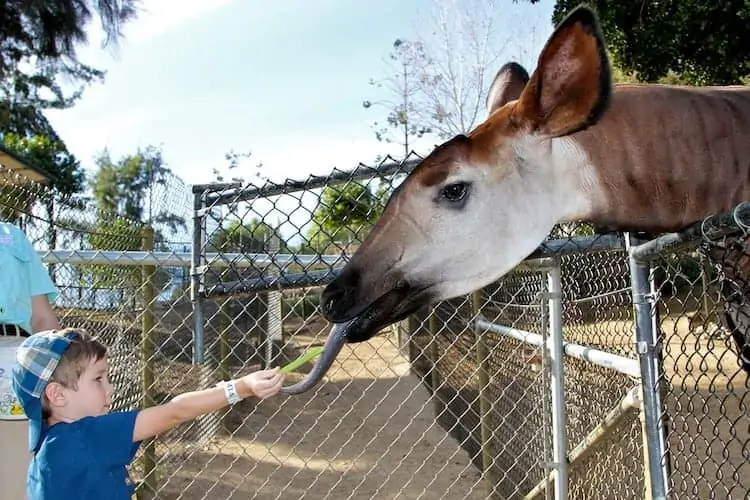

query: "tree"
left=366, top=0, right=528, bottom=142
left=413, top=0, right=519, bottom=138
left=1, top=133, right=86, bottom=248
left=209, top=219, right=278, bottom=254
left=85, top=144, right=186, bottom=308
left=307, top=183, right=381, bottom=252
left=523, top=1, right=749, bottom=85
left=363, top=39, right=432, bottom=158
left=0, top=1, right=140, bottom=137
left=86, top=214, right=143, bottom=299
left=91, top=144, right=186, bottom=238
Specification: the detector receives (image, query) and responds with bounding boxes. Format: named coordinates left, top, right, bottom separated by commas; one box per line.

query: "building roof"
left=0, top=146, right=51, bottom=185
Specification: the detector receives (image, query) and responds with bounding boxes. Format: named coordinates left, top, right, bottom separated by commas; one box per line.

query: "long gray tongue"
left=280, top=319, right=353, bottom=395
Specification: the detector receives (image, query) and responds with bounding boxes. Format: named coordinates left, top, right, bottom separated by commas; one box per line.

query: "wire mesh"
left=2, top=156, right=748, bottom=500
left=652, top=237, right=750, bottom=500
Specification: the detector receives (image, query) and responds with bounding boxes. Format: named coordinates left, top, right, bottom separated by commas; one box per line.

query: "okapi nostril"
left=320, top=290, right=337, bottom=312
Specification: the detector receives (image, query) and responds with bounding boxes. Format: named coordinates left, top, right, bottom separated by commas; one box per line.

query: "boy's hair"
left=41, top=328, right=108, bottom=419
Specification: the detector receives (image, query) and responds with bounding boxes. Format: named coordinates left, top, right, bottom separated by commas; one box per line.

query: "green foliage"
left=88, top=216, right=142, bottom=251
left=2, top=133, right=84, bottom=196
left=83, top=215, right=172, bottom=302
left=0, top=1, right=139, bottom=137
left=91, top=145, right=186, bottom=238
left=0, top=133, right=85, bottom=248
left=526, top=1, right=750, bottom=85
left=0, top=186, right=27, bottom=223
left=86, top=215, right=143, bottom=290
left=210, top=219, right=278, bottom=253
left=547, top=222, right=596, bottom=240
left=87, top=144, right=185, bottom=301
left=317, top=183, right=381, bottom=232
left=307, top=183, right=382, bottom=251
left=282, top=293, right=321, bottom=318
left=653, top=252, right=707, bottom=297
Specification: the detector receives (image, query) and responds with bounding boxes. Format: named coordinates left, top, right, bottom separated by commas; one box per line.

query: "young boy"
left=11, top=327, right=285, bottom=499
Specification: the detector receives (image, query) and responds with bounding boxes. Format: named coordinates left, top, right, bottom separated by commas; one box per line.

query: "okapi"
left=281, top=4, right=750, bottom=394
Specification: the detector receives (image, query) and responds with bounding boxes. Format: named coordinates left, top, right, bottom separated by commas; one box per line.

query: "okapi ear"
left=513, top=5, right=611, bottom=137
left=486, top=62, right=530, bottom=114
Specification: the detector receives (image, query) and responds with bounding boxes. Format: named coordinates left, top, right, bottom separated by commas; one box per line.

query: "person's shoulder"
left=75, top=410, right=141, bottom=432
left=37, top=412, right=139, bottom=461
left=35, top=423, right=87, bottom=465
left=0, top=222, right=26, bottom=239
left=76, top=410, right=143, bottom=446
left=45, top=411, right=139, bottom=441
left=0, top=221, right=32, bottom=254
left=30, top=422, right=107, bottom=499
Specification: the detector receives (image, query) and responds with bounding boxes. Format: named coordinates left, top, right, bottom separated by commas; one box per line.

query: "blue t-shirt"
left=28, top=410, right=143, bottom=500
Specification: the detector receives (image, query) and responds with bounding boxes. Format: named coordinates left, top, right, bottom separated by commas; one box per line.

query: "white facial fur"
left=388, top=135, right=601, bottom=302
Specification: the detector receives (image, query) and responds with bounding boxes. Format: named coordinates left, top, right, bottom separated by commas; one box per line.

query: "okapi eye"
left=440, top=182, right=470, bottom=203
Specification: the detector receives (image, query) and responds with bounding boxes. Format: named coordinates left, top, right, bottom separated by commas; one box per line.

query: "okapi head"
left=281, top=5, right=750, bottom=394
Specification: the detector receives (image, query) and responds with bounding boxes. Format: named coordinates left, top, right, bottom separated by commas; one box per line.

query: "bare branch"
left=364, top=0, right=548, bottom=147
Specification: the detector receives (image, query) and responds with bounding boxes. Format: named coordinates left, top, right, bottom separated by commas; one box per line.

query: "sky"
left=42, top=0, right=555, bottom=242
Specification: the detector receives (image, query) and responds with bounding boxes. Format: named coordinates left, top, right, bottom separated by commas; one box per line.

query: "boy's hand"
left=238, top=368, right=285, bottom=400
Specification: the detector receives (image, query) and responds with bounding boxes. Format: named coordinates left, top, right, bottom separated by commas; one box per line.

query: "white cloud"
left=122, top=0, right=237, bottom=44
left=45, top=106, right=160, bottom=172
left=74, top=0, right=236, bottom=64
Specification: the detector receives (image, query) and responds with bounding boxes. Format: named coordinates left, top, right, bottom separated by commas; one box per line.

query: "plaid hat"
left=11, top=330, right=80, bottom=452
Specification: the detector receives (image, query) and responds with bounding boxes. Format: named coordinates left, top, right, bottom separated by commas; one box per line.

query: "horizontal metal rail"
left=200, top=157, right=422, bottom=207
left=571, top=287, right=630, bottom=305
left=528, top=233, right=625, bottom=260
left=203, top=269, right=337, bottom=297
left=630, top=201, right=750, bottom=263
left=473, top=318, right=641, bottom=378
left=40, top=250, right=344, bottom=268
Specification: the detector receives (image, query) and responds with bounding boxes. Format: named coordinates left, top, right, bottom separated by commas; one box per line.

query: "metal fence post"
left=190, top=189, right=218, bottom=444
left=191, top=189, right=206, bottom=367
left=138, top=225, right=157, bottom=500
left=627, top=234, right=669, bottom=500
left=265, top=232, right=283, bottom=367
left=545, top=259, right=568, bottom=499
left=538, top=285, right=553, bottom=500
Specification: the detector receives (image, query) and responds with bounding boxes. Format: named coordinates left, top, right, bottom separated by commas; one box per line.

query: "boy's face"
left=57, top=357, right=114, bottom=419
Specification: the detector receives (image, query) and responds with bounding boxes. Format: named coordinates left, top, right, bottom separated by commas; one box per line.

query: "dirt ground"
left=146, top=323, right=487, bottom=500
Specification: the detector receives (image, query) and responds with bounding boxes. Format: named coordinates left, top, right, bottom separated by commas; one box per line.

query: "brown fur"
left=574, top=85, right=750, bottom=232
left=513, top=6, right=610, bottom=137
left=486, top=62, right=529, bottom=112
left=416, top=135, right=472, bottom=187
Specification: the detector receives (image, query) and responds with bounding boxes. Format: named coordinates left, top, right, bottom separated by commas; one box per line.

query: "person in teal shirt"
left=0, top=222, right=59, bottom=336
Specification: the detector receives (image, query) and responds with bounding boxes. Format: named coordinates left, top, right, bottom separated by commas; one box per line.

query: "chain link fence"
left=2, top=155, right=748, bottom=500
left=654, top=234, right=750, bottom=499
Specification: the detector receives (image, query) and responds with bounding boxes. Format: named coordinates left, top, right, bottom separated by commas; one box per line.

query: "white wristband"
left=219, top=380, right=242, bottom=405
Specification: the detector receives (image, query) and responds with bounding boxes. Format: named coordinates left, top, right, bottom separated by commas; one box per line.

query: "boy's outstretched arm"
left=133, top=368, right=284, bottom=442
